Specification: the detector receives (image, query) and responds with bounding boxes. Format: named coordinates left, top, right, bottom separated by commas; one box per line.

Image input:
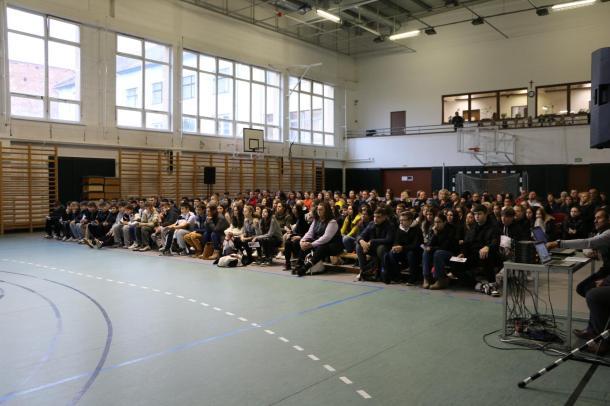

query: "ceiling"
left=180, top=0, right=609, bottom=57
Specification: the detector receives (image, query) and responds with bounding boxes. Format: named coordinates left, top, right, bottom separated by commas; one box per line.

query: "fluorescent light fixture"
left=359, top=25, right=381, bottom=36
left=316, top=9, right=341, bottom=23
left=388, top=30, right=421, bottom=40
left=424, top=27, right=437, bottom=35
left=551, top=0, right=595, bottom=10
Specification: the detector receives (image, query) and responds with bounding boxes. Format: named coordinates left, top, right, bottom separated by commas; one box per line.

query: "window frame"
left=441, top=87, right=528, bottom=124
left=6, top=7, right=82, bottom=123
left=288, top=76, right=335, bottom=147
left=115, top=33, right=173, bottom=131
left=535, top=81, right=591, bottom=117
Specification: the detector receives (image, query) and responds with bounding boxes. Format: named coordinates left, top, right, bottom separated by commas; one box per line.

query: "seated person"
left=84, top=202, right=111, bottom=247
left=62, top=201, right=80, bottom=241
left=562, top=206, right=588, bottom=240
left=282, top=201, right=309, bottom=272
left=153, top=201, right=181, bottom=249
left=355, top=207, right=396, bottom=281
left=422, top=213, right=457, bottom=290
left=342, top=205, right=370, bottom=253
left=382, top=211, right=422, bottom=284
left=295, top=201, right=343, bottom=277
left=132, top=201, right=159, bottom=251
left=252, top=207, right=282, bottom=265
left=184, top=205, right=207, bottom=256
left=97, top=203, right=126, bottom=248
left=160, top=203, right=196, bottom=255
left=461, top=204, right=501, bottom=286
left=232, top=205, right=261, bottom=265
left=44, top=200, right=66, bottom=239
left=199, top=202, right=230, bottom=260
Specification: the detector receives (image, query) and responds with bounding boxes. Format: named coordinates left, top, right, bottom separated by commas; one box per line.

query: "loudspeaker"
left=203, top=166, right=216, bottom=185
left=591, top=47, right=610, bottom=148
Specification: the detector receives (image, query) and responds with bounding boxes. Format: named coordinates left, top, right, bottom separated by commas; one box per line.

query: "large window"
left=442, top=88, right=527, bottom=123
left=116, top=34, right=171, bottom=130
left=181, top=51, right=281, bottom=141
left=288, top=76, right=335, bottom=146
left=536, top=81, right=591, bottom=117
left=7, top=7, right=81, bottom=122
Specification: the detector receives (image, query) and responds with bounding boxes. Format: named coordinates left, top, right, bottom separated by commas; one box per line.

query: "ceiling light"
left=536, top=7, right=549, bottom=15
left=424, top=27, right=437, bottom=35
left=388, top=30, right=421, bottom=40
left=471, top=17, right=484, bottom=25
left=359, top=25, right=381, bottom=36
left=551, top=0, right=596, bottom=10
left=316, top=9, right=341, bottom=23
left=444, top=0, right=459, bottom=6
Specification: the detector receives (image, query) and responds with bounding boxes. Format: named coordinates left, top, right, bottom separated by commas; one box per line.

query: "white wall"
left=347, top=126, right=610, bottom=168
left=0, top=0, right=356, bottom=162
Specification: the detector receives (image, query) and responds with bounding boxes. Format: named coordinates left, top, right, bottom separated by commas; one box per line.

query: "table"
left=502, top=257, right=592, bottom=350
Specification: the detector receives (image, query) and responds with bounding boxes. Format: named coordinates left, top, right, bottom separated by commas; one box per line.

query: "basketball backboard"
left=243, top=128, right=264, bottom=153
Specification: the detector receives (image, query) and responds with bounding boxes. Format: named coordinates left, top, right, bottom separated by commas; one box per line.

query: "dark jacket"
left=49, top=205, right=67, bottom=220
left=203, top=215, right=229, bottom=234
left=500, top=220, right=530, bottom=242
left=357, top=220, right=396, bottom=250
left=562, top=216, right=588, bottom=240
left=429, top=223, right=458, bottom=254
left=394, top=225, right=423, bottom=252
left=467, top=216, right=501, bottom=254
left=161, top=206, right=180, bottom=227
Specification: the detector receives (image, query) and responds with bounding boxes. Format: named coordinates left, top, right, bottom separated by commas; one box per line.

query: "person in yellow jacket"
left=342, top=204, right=372, bottom=253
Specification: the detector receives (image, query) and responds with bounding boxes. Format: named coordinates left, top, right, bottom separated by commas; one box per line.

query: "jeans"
left=343, top=235, right=357, bottom=253
left=356, top=243, right=389, bottom=275
left=577, top=269, right=609, bottom=298
left=422, top=249, right=452, bottom=280
left=202, top=230, right=223, bottom=250
left=383, top=249, right=420, bottom=282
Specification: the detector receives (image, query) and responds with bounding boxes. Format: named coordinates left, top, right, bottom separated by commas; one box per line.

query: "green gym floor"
left=1, top=233, right=609, bottom=406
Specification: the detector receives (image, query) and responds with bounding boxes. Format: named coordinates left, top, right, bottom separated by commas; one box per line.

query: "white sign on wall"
left=401, top=176, right=414, bottom=182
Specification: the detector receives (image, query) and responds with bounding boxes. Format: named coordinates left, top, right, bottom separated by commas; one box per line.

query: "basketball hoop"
left=468, top=147, right=481, bottom=153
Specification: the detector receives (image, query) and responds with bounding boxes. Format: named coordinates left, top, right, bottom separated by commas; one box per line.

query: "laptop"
left=531, top=226, right=575, bottom=256
left=534, top=242, right=574, bottom=267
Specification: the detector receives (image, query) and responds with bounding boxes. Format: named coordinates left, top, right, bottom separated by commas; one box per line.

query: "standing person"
left=451, top=111, right=464, bottom=131
left=548, top=208, right=610, bottom=354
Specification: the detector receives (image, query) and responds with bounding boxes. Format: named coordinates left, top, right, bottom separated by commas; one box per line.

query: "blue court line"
left=0, top=273, right=381, bottom=403
left=0, top=279, right=63, bottom=403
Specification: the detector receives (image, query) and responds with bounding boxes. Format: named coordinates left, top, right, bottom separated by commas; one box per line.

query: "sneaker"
left=128, top=243, right=138, bottom=249
left=62, top=236, right=69, bottom=241
left=83, top=238, right=94, bottom=248
left=129, top=245, right=140, bottom=251
left=44, top=235, right=53, bottom=239
left=422, top=279, right=430, bottom=289
left=139, top=246, right=151, bottom=252
left=95, top=240, right=104, bottom=249
left=55, top=235, right=63, bottom=240
left=429, top=278, right=449, bottom=290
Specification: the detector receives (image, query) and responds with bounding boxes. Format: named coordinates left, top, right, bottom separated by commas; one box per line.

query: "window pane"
left=8, top=33, right=45, bottom=96
left=217, top=77, right=233, bottom=120
left=7, top=8, right=44, bottom=36
left=300, top=131, right=311, bottom=144
left=218, top=59, right=233, bottom=76
left=252, top=83, right=265, bottom=124
left=48, top=41, right=80, bottom=101
left=117, top=35, right=142, bottom=56
left=267, top=71, right=280, bottom=87
left=11, top=96, right=43, bottom=118
left=200, top=55, right=216, bottom=73
left=116, top=56, right=142, bottom=108
left=313, top=82, right=323, bottom=95
left=500, top=89, right=528, bottom=119
left=570, top=83, right=591, bottom=114
left=183, top=51, right=197, bottom=68
left=469, top=92, right=497, bottom=121
left=236, top=122, right=248, bottom=139
left=182, top=70, right=197, bottom=115
left=145, top=41, right=170, bottom=63
left=117, top=108, right=142, bottom=127
left=299, top=93, right=311, bottom=130
left=289, top=92, right=299, bottom=129
left=236, top=80, right=250, bottom=122
left=146, top=112, right=169, bottom=130
left=289, top=129, right=299, bottom=143
left=537, top=85, right=568, bottom=116
left=324, top=85, right=334, bottom=98
left=236, top=64, right=250, bottom=80
left=289, top=76, right=299, bottom=90
left=50, top=101, right=79, bottom=121
left=324, top=134, right=334, bottom=146
left=443, top=95, right=468, bottom=123
left=201, top=118, right=216, bottom=135
left=252, top=67, right=265, bottom=83
left=199, top=72, right=216, bottom=118
left=312, top=96, right=323, bottom=131
left=145, top=63, right=169, bottom=111
left=49, top=19, right=80, bottom=43
left=267, top=127, right=280, bottom=141
left=300, top=79, right=311, bottom=93
left=182, top=116, right=197, bottom=133
left=218, top=120, right=233, bottom=136
left=324, top=99, right=334, bottom=133
left=313, top=132, right=323, bottom=145
left=266, top=86, right=279, bottom=126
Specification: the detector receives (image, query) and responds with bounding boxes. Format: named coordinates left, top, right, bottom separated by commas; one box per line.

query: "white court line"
left=238, top=317, right=248, bottom=322
left=357, top=390, right=372, bottom=399
left=164, top=291, right=173, bottom=295
left=128, top=283, right=137, bottom=287
left=264, top=330, right=275, bottom=335
left=339, top=377, right=353, bottom=385
left=59, top=269, right=66, bottom=272
left=152, top=289, right=161, bottom=292
left=96, top=277, right=103, bottom=280
left=176, top=295, right=185, bottom=299
left=213, top=307, right=222, bottom=311
left=279, top=337, right=289, bottom=343
left=141, top=286, right=149, bottom=289
left=68, top=271, right=75, bottom=274
left=308, top=354, right=320, bottom=361
left=293, top=346, right=304, bottom=351
left=106, top=278, right=113, bottom=282
left=86, top=275, right=93, bottom=278
left=324, top=365, right=336, bottom=372
left=76, top=272, right=83, bottom=276
left=200, top=302, right=209, bottom=307
left=50, top=267, right=56, bottom=270
left=188, top=299, right=197, bottom=303
left=251, top=323, right=260, bottom=327
left=225, top=312, right=234, bottom=316
left=116, top=281, right=125, bottom=285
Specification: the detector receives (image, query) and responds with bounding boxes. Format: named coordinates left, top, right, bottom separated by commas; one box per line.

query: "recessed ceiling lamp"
left=536, top=7, right=550, bottom=15
left=316, top=9, right=341, bottom=23
left=552, top=0, right=596, bottom=10
left=388, top=30, right=421, bottom=40
left=471, top=17, right=484, bottom=25
left=424, top=27, right=437, bottom=35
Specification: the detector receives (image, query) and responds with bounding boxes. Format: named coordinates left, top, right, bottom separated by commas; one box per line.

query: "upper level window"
left=288, top=76, right=334, bottom=146
left=442, top=88, right=527, bottom=123
left=116, top=34, right=171, bottom=130
left=536, top=82, right=591, bottom=117
left=181, top=50, right=281, bottom=141
left=7, top=7, right=81, bottom=122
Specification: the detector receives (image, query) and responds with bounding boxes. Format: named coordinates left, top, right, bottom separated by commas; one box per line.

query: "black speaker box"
left=203, top=166, right=216, bottom=185
left=591, top=47, right=610, bottom=148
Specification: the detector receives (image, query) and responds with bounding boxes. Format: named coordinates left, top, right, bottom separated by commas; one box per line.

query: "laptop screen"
left=535, top=242, right=552, bottom=264
left=532, top=226, right=547, bottom=243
